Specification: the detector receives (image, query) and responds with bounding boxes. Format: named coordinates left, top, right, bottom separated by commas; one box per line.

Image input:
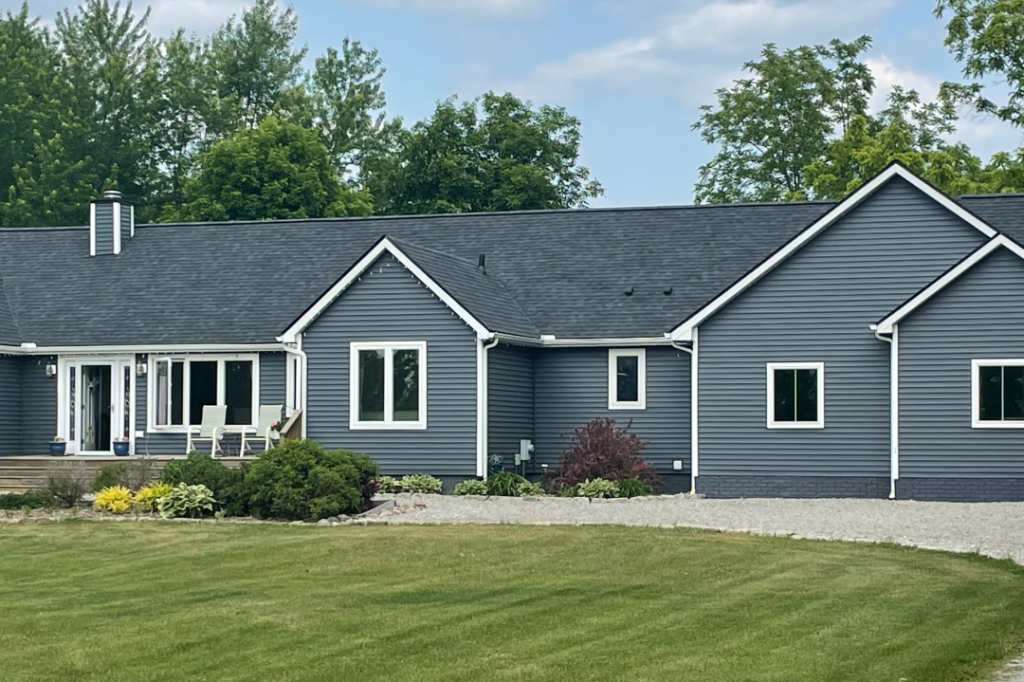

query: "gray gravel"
left=382, top=493, right=1024, bottom=565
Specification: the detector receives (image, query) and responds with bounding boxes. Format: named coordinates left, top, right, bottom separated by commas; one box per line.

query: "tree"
left=365, top=91, right=603, bottom=215
left=173, top=116, right=372, bottom=222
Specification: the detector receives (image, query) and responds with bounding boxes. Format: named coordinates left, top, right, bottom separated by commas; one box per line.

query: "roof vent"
left=477, top=254, right=486, bottom=275
left=664, top=287, right=673, bottom=296
left=624, top=287, right=634, bottom=297
left=103, top=189, right=122, bottom=200
left=90, top=190, right=133, bottom=256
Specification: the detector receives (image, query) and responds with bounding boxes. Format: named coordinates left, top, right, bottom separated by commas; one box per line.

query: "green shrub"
left=246, top=439, right=378, bottom=521
left=558, top=483, right=578, bottom=497
left=162, top=452, right=250, bottom=516
left=158, top=483, right=217, bottom=519
left=399, top=474, right=443, bottom=494
left=575, top=478, right=620, bottom=499
left=91, top=463, right=129, bottom=492
left=376, top=475, right=400, bottom=493
left=485, top=471, right=528, bottom=497
left=452, top=479, right=487, bottom=496
left=616, top=478, right=653, bottom=498
left=0, top=491, right=54, bottom=510
left=517, top=480, right=544, bottom=497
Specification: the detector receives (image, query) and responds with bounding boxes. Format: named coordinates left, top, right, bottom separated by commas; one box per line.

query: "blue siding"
left=303, top=254, right=478, bottom=476
left=533, top=347, right=690, bottom=480
left=93, top=202, right=114, bottom=255
left=20, top=356, right=56, bottom=454
left=698, top=176, right=987, bottom=482
left=488, top=343, right=534, bottom=459
left=0, top=355, right=22, bottom=455
left=900, top=247, right=1024, bottom=479
left=120, top=204, right=131, bottom=248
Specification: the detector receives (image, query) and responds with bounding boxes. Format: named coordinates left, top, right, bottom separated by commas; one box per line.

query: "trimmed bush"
left=91, top=463, right=128, bottom=493
left=453, top=479, right=488, bottom=496
left=485, top=471, right=528, bottom=497
left=158, top=483, right=217, bottom=519
left=398, top=474, right=443, bottom=494
left=575, top=478, right=620, bottom=499
left=616, top=477, right=653, bottom=498
left=376, top=475, right=400, bottom=494
left=0, top=491, right=54, bottom=510
left=246, top=439, right=378, bottom=521
left=162, top=452, right=250, bottom=516
left=556, top=418, right=661, bottom=489
left=93, top=486, right=134, bottom=514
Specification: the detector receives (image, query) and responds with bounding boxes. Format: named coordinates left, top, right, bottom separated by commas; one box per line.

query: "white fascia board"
left=669, top=164, right=1000, bottom=341
left=492, top=333, right=675, bottom=348
left=13, top=343, right=286, bottom=355
left=876, top=235, right=1024, bottom=334
left=280, top=237, right=492, bottom=343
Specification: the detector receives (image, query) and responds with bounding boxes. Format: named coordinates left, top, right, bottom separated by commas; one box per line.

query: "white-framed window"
left=608, top=349, right=646, bottom=410
left=767, top=362, right=824, bottom=429
left=972, top=359, right=1024, bottom=428
left=350, top=341, right=427, bottom=430
left=148, top=354, right=260, bottom=431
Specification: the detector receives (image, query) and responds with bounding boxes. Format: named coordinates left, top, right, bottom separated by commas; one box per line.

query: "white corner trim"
left=348, top=340, right=427, bottom=431
left=89, top=203, right=97, bottom=256
left=608, top=348, right=647, bottom=410
left=112, top=202, right=121, bottom=255
left=877, top=235, right=1024, bottom=334
left=281, top=238, right=492, bottom=343
left=130, top=205, right=135, bottom=238
left=766, top=361, right=825, bottom=429
left=670, top=164, right=1000, bottom=341
left=477, top=336, right=499, bottom=477
left=970, top=358, right=1024, bottom=429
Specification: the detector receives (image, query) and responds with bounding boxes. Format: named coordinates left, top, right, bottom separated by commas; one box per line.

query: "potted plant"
left=113, top=437, right=130, bottom=457
left=49, top=436, right=66, bottom=457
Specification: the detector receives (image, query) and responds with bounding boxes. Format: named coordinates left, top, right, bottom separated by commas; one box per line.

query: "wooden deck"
left=0, top=455, right=248, bottom=493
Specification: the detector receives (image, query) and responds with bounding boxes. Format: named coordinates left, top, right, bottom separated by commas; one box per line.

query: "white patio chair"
left=240, top=404, right=283, bottom=456
left=186, top=405, right=227, bottom=456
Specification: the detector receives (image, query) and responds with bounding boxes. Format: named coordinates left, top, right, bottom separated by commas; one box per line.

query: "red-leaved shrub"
left=556, top=418, right=661, bottom=488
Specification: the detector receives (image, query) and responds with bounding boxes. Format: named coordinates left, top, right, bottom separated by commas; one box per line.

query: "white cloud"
left=147, top=0, right=247, bottom=35
left=352, top=0, right=549, bottom=17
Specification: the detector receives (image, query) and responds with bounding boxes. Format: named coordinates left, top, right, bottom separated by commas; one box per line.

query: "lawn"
left=1, top=524, right=1023, bottom=682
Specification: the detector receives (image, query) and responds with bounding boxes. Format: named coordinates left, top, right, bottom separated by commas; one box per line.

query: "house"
left=3, top=163, right=1024, bottom=501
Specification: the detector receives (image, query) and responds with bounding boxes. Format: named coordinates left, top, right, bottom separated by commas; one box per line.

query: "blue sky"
left=8, top=0, right=1024, bottom=207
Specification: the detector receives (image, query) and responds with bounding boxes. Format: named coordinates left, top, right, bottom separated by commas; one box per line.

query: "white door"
left=58, top=357, right=135, bottom=455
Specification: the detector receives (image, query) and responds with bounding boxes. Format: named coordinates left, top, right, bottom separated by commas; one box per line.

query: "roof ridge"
left=386, top=235, right=480, bottom=268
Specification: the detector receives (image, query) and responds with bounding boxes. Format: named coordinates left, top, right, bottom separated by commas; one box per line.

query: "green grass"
left=1, top=524, right=1023, bottom=682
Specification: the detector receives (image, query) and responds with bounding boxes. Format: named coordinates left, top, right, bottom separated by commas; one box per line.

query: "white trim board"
left=670, top=163, right=1000, bottom=342
left=766, top=362, right=825, bottom=429
left=877, top=235, right=1024, bottom=334
left=607, top=348, right=647, bottom=410
left=280, top=237, right=492, bottom=343
left=970, top=359, right=1024, bottom=429
left=348, top=340, right=428, bottom=431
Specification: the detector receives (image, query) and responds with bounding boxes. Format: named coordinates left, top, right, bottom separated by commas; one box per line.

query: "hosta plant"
left=133, top=482, right=174, bottom=512
left=575, top=478, right=620, bottom=499
left=93, top=486, right=134, bottom=515
left=158, top=483, right=217, bottom=519
left=485, top=471, right=528, bottom=497
left=376, top=475, right=400, bottom=494
left=615, top=477, right=653, bottom=498
left=517, top=480, right=544, bottom=497
left=398, top=474, right=443, bottom=494
left=453, top=479, right=488, bottom=496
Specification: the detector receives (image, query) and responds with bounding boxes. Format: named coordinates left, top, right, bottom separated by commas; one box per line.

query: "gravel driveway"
left=384, top=494, right=1024, bottom=565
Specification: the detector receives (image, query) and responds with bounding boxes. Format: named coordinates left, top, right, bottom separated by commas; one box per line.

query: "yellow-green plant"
left=133, top=482, right=174, bottom=512
left=93, top=486, right=133, bottom=515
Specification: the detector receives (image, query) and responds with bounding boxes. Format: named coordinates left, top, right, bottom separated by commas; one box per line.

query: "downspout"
left=872, top=325, right=897, bottom=500
left=671, top=330, right=698, bottom=495
left=477, top=335, right=500, bottom=478
left=282, top=337, right=307, bottom=438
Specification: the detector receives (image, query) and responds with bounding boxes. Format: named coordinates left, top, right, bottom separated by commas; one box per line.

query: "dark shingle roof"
left=3, top=190, right=1022, bottom=347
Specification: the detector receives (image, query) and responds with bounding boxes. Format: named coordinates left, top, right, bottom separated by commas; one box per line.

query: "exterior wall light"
left=45, top=363, right=57, bottom=377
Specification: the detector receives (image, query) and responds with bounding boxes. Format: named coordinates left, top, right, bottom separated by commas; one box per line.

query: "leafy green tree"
left=365, top=91, right=603, bottom=215
left=173, top=116, right=372, bottom=222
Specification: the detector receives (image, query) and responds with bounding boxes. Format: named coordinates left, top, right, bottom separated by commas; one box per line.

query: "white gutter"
left=477, top=335, right=500, bottom=477
left=493, top=333, right=674, bottom=348
left=670, top=331, right=698, bottom=495
left=282, top=336, right=308, bottom=438
left=2, top=342, right=287, bottom=356
left=872, top=324, right=898, bottom=500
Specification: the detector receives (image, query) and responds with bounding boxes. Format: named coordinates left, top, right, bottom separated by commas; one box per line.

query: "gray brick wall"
left=697, top=475, right=889, bottom=498
left=897, top=478, right=1024, bottom=501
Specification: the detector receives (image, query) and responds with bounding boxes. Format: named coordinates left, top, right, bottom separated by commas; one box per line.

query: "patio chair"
left=186, top=405, right=227, bottom=456
left=240, top=404, right=283, bottom=456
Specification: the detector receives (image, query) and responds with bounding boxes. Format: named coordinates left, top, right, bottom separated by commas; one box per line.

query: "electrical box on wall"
left=519, top=439, right=534, bottom=461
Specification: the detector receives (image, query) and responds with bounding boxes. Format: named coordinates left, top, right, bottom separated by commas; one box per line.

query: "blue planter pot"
left=113, top=441, right=130, bottom=457
left=49, top=442, right=66, bottom=457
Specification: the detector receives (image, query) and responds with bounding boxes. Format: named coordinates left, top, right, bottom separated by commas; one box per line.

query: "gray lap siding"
left=899, top=248, right=1024, bottom=483
left=488, top=343, right=534, bottom=462
left=697, top=177, right=986, bottom=492
left=303, top=254, right=478, bottom=477
left=532, top=347, right=690, bottom=486
left=21, top=356, right=56, bottom=454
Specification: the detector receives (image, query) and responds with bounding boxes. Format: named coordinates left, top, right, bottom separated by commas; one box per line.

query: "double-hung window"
left=972, top=360, right=1024, bottom=428
left=767, top=362, right=824, bottom=429
left=608, top=349, right=646, bottom=410
left=350, top=341, right=427, bottom=430
left=150, top=355, right=259, bottom=430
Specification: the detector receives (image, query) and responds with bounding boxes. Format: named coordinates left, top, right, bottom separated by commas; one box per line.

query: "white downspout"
left=671, top=326, right=698, bottom=495
left=872, top=324, right=898, bottom=499
left=282, top=336, right=307, bottom=438
left=477, top=335, right=500, bottom=478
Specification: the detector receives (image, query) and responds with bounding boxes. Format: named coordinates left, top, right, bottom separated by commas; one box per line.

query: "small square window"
left=767, top=362, right=824, bottom=429
left=608, top=349, right=646, bottom=410
left=972, top=360, right=1024, bottom=428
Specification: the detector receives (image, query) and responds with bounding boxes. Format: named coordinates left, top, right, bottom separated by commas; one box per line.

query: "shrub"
left=93, top=486, right=134, bottom=514
left=246, top=439, right=378, bottom=521
left=453, top=479, right=488, bottom=496
left=45, top=460, right=91, bottom=507
left=558, top=483, right=578, bottom=497
left=133, top=482, right=174, bottom=512
left=616, top=477, right=653, bottom=498
left=556, top=418, right=661, bottom=489
left=486, top=471, right=528, bottom=497
left=162, top=452, right=250, bottom=516
left=575, top=478, right=620, bottom=499
left=91, top=463, right=128, bottom=492
left=376, top=475, right=400, bottom=494
left=158, top=483, right=217, bottom=519
left=398, top=474, right=443, bottom=494
left=517, top=480, right=544, bottom=497
left=0, top=491, right=54, bottom=510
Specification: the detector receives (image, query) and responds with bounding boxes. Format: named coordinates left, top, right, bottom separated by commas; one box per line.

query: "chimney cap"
left=102, top=189, right=122, bottom=200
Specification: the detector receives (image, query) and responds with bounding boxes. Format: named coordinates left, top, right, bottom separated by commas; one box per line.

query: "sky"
left=7, top=0, right=1024, bottom=208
